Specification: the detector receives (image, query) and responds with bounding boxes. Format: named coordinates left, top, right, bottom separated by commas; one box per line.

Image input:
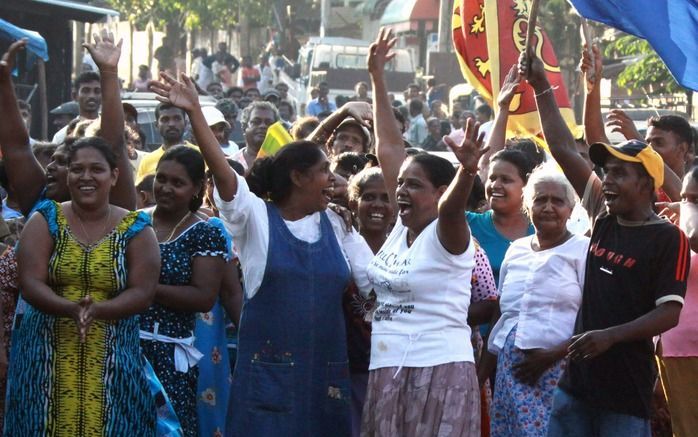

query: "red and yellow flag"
left=452, top=0, right=579, bottom=141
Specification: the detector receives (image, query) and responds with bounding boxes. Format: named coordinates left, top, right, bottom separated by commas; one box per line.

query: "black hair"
left=649, top=115, right=693, bottom=145
left=225, top=87, right=244, bottom=98
left=407, top=152, right=457, bottom=188
left=427, top=78, right=436, bottom=87
left=246, top=141, right=325, bottom=203
left=278, top=100, right=294, bottom=115
left=408, top=98, right=424, bottom=115
left=490, top=149, right=536, bottom=183
left=67, top=136, right=117, bottom=170
left=155, top=102, right=186, bottom=122
left=332, top=152, right=370, bottom=176
left=475, top=104, right=494, bottom=119
left=157, top=146, right=206, bottom=211
left=508, top=138, right=546, bottom=168
left=73, top=71, right=100, bottom=91
left=136, top=173, right=155, bottom=192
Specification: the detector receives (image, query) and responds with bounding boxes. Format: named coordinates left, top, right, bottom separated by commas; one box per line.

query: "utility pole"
left=437, top=0, right=452, bottom=52
left=320, top=0, right=330, bottom=38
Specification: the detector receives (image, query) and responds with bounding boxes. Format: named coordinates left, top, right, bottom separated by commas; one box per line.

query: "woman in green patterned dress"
left=4, top=137, right=161, bottom=436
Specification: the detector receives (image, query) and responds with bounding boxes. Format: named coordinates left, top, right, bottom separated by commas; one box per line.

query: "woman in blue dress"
left=139, top=146, right=228, bottom=437
left=149, top=72, right=374, bottom=436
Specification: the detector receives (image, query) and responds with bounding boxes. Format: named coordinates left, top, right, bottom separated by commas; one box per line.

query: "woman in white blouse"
left=485, top=167, right=589, bottom=436
left=149, top=72, right=374, bottom=436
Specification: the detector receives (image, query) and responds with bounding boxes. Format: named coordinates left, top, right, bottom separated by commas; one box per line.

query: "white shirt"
left=214, top=172, right=374, bottom=299
left=220, top=140, right=240, bottom=157
left=367, top=219, right=476, bottom=371
left=488, top=233, right=589, bottom=354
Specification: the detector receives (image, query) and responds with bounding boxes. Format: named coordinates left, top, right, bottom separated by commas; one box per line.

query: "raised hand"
left=149, top=72, right=200, bottom=113
left=0, top=39, right=27, bottom=84
left=518, top=50, right=548, bottom=91
left=579, top=44, right=602, bottom=93
left=605, top=109, right=643, bottom=141
left=368, top=27, right=397, bottom=75
left=498, top=64, right=522, bottom=110
left=83, top=28, right=122, bottom=72
left=342, top=101, right=373, bottom=127
left=443, top=118, right=487, bottom=173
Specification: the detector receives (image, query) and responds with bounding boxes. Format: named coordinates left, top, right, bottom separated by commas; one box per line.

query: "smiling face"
left=67, top=147, right=118, bottom=208
left=395, top=160, right=443, bottom=233
left=294, top=152, right=336, bottom=212
left=45, top=145, right=71, bottom=201
left=157, top=107, right=186, bottom=146
left=601, top=156, right=653, bottom=219
left=154, top=159, right=202, bottom=214
left=528, top=181, right=573, bottom=237
left=485, top=159, right=526, bottom=215
left=355, top=176, right=394, bottom=235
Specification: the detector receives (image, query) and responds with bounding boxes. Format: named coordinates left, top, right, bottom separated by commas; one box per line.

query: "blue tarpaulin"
left=568, top=0, right=698, bottom=91
left=0, top=18, right=49, bottom=68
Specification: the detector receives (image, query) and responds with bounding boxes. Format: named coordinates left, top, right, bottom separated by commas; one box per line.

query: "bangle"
left=461, top=166, right=478, bottom=177
left=534, top=85, right=558, bottom=97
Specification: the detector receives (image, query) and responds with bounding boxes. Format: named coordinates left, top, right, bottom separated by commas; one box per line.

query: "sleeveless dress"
left=139, top=219, right=228, bottom=437
left=227, top=203, right=352, bottom=437
left=4, top=201, right=157, bottom=436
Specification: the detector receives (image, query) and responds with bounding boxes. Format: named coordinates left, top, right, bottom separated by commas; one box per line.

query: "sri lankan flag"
left=452, top=0, right=579, bottom=141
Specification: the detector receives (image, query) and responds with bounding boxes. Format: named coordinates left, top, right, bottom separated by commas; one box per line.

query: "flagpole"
left=524, top=0, right=541, bottom=56
left=580, top=18, right=595, bottom=84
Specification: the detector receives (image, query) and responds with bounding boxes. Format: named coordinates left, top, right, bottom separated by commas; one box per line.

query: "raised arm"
left=368, top=27, right=405, bottom=209
left=0, top=40, right=47, bottom=215
left=305, top=101, right=372, bottom=146
left=520, top=52, right=591, bottom=197
left=580, top=44, right=609, bottom=145
left=150, top=72, right=238, bottom=201
left=440, top=119, right=486, bottom=254
left=83, top=29, right=136, bottom=210
left=478, top=65, right=522, bottom=181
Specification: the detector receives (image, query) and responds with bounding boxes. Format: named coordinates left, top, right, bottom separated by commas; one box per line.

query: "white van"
left=279, top=36, right=415, bottom=114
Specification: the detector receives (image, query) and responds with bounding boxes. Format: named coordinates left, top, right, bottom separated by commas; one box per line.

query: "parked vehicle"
left=279, top=37, right=415, bottom=115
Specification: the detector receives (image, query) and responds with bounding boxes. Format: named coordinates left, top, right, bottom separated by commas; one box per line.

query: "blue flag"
left=568, top=0, right=698, bottom=91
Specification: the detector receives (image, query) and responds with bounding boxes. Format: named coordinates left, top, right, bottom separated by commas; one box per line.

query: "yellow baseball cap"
left=589, top=139, right=664, bottom=189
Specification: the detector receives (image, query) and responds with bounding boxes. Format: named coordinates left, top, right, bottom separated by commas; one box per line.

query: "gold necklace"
left=72, top=204, right=111, bottom=245
left=154, top=211, right=193, bottom=242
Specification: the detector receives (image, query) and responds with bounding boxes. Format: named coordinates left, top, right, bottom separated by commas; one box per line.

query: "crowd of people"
left=0, top=23, right=696, bottom=437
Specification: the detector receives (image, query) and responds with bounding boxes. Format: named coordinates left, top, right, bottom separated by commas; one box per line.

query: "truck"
left=278, top=36, right=415, bottom=115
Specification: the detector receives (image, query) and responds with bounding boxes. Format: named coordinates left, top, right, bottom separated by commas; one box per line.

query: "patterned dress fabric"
left=490, top=325, right=566, bottom=437
left=4, top=201, right=156, bottom=436
left=140, top=220, right=227, bottom=437
left=195, top=217, right=233, bottom=437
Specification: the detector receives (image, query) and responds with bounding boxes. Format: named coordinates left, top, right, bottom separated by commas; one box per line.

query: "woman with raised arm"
left=0, top=31, right=136, bottom=218
left=362, top=28, right=483, bottom=436
left=4, top=137, right=161, bottom=435
left=149, top=72, right=374, bottom=436
left=138, top=146, right=228, bottom=437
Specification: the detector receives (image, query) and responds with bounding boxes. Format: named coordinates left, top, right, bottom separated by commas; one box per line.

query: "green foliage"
left=106, top=0, right=273, bottom=32
left=604, top=34, right=681, bottom=95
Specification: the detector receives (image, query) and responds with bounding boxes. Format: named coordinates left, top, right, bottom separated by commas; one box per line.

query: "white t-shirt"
left=367, top=219, right=476, bottom=371
left=488, top=233, right=589, bottom=354
left=220, top=141, right=240, bottom=157
left=214, top=172, right=374, bottom=299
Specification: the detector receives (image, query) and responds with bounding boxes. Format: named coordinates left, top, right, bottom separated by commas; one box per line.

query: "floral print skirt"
left=361, top=362, right=480, bottom=437
left=490, top=325, right=566, bottom=437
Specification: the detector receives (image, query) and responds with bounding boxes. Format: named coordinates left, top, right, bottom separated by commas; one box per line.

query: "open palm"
left=149, top=72, right=199, bottom=112
left=444, top=118, right=487, bottom=172
left=83, top=29, right=122, bottom=71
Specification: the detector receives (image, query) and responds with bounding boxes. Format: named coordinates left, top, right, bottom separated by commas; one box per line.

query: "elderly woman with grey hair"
left=482, top=166, right=590, bottom=436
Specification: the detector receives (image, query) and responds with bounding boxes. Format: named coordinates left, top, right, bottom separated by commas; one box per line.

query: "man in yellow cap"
left=520, top=52, right=691, bottom=436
